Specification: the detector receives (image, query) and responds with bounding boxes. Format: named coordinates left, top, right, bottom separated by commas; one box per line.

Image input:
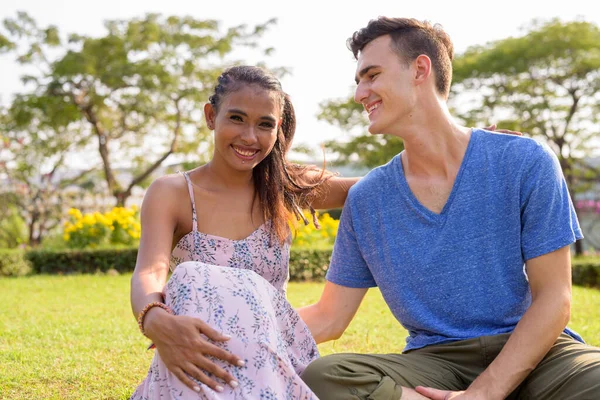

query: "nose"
left=354, top=81, right=368, bottom=105
left=240, top=126, right=258, bottom=145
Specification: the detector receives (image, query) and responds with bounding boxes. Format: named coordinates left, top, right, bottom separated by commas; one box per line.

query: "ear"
left=414, top=54, right=432, bottom=86
left=204, top=103, right=216, bottom=130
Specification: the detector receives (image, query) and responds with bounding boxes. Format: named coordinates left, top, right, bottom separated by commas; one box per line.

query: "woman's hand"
left=143, top=308, right=244, bottom=393
left=485, top=124, right=523, bottom=136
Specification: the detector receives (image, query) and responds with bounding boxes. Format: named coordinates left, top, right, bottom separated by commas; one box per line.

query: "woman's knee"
left=175, top=260, right=198, bottom=270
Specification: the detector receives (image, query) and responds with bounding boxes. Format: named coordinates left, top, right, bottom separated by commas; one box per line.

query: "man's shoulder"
left=475, top=128, right=540, bottom=150
left=473, top=129, right=550, bottom=165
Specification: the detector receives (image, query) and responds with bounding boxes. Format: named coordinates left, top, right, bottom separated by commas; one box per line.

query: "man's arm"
left=418, top=245, right=572, bottom=400
left=298, top=281, right=368, bottom=344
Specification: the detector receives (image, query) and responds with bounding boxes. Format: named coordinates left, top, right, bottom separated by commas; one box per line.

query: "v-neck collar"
left=395, top=129, right=478, bottom=221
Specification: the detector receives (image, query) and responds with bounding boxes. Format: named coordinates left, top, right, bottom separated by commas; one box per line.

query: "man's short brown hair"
left=348, top=17, right=454, bottom=98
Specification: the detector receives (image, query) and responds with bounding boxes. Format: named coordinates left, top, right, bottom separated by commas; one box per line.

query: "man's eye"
left=230, top=115, right=243, bottom=121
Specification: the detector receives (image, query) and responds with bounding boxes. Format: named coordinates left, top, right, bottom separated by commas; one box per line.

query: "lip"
left=364, top=100, right=382, bottom=115
left=231, top=145, right=260, bottom=160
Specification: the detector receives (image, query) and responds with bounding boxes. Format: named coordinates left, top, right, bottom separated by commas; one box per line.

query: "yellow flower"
left=68, top=208, right=83, bottom=219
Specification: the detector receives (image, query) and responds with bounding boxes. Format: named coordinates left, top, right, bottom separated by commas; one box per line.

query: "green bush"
left=26, top=248, right=138, bottom=274
left=0, top=206, right=27, bottom=248
left=289, top=247, right=332, bottom=281
left=4, top=248, right=600, bottom=288
left=0, top=249, right=32, bottom=277
left=572, top=257, right=600, bottom=288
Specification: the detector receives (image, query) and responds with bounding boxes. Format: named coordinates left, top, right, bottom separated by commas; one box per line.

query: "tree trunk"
left=115, top=191, right=130, bottom=207
left=574, top=237, right=584, bottom=256
left=27, top=212, right=39, bottom=247
left=566, top=174, right=584, bottom=257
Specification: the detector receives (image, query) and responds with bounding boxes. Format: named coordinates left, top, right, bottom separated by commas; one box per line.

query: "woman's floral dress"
left=130, top=172, right=320, bottom=400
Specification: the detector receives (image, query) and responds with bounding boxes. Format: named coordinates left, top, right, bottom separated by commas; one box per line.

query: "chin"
left=231, top=156, right=266, bottom=172
left=367, top=122, right=385, bottom=135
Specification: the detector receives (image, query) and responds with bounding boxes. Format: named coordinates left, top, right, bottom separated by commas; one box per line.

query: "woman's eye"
left=230, top=115, right=243, bottom=122
left=369, top=73, right=379, bottom=80
left=260, top=122, right=275, bottom=128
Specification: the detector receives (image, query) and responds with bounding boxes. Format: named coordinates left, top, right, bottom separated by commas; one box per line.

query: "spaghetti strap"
left=179, top=171, right=198, bottom=232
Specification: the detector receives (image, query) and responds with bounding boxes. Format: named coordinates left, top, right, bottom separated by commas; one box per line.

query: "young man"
left=298, top=17, right=600, bottom=400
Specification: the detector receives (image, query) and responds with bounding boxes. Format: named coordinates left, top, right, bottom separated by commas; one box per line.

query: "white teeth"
left=367, top=102, right=380, bottom=114
left=233, top=147, right=258, bottom=157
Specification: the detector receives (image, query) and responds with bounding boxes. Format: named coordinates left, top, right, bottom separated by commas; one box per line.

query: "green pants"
left=301, top=333, right=600, bottom=399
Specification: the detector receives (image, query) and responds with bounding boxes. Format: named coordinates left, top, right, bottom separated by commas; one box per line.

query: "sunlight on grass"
left=0, top=275, right=598, bottom=399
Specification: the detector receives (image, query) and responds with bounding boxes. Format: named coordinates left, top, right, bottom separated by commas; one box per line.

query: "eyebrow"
left=355, top=65, right=380, bottom=84
left=227, top=108, right=277, bottom=124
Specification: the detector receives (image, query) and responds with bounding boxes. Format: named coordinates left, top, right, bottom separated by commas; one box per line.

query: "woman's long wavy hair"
left=208, top=66, right=333, bottom=244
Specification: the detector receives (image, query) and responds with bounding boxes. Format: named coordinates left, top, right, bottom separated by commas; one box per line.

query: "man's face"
left=354, top=35, right=416, bottom=135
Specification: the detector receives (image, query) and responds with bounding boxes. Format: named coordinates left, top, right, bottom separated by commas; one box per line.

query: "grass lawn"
left=1, top=275, right=599, bottom=399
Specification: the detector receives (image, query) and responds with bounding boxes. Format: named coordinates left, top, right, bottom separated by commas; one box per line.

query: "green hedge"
left=0, top=247, right=331, bottom=281
left=572, top=257, right=600, bottom=288
left=2, top=248, right=600, bottom=287
left=288, top=248, right=332, bottom=281
left=25, top=248, right=138, bottom=275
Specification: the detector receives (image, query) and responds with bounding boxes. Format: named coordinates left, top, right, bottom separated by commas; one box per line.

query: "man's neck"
left=395, top=100, right=471, bottom=179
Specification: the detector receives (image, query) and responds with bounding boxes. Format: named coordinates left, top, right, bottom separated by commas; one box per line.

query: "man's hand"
left=415, top=387, right=483, bottom=400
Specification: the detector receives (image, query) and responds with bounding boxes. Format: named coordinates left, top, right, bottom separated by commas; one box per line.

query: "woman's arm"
left=130, top=176, right=242, bottom=393
left=310, top=176, right=361, bottom=210
left=130, top=177, right=178, bottom=319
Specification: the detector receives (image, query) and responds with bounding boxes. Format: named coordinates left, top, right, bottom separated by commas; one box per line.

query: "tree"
left=0, top=12, right=276, bottom=206
left=0, top=105, right=92, bottom=247
left=0, top=203, right=27, bottom=248
left=451, top=19, right=600, bottom=255
left=318, top=96, right=404, bottom=168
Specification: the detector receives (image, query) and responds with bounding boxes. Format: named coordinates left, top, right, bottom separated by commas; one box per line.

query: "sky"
left=1, top=0, right=598, bottom=163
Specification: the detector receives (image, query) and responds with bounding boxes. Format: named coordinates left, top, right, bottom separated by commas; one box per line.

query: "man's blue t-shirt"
left=327, top=129, right=583, bottom=352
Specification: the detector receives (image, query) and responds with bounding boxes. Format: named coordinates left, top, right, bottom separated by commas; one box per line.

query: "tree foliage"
left=451, top=19, right=600, bottom=190
left=1, top=12, right=276, bottom=205
left=0, top=103, right=93, bottom=246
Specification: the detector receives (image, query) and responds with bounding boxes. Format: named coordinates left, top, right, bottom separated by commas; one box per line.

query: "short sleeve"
left=326, top=199, right=377, bottom=288
left=520, top=143, right=583, bottom=260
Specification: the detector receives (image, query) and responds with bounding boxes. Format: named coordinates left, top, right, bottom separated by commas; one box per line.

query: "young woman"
left=129, top=65, right=357, bottom=399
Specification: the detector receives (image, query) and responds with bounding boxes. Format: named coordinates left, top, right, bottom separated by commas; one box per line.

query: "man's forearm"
left=297, top=303, right=342, bottom=344
left=467, top=293, right=570, bottom=399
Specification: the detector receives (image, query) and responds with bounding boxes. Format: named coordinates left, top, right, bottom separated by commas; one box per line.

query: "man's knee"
left=301, top=353, right=404, bottom=400
left=301, top=354, right=345, bottom=387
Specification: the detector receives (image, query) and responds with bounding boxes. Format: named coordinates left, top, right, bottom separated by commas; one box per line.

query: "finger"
left=485, top=124, right=497, bottom=131
left=171, top=366, right=202, bottom=394
left=415, top=386, right=448, bottom=400
left=202, top=341, right=245, bottom=368
left=195, top=357, right=239, bottom=389
left=196, top=320, right=232, bottom=342
left=495, top=129, right=522, bottom=136
left=183, top=362, right=226, bottom=393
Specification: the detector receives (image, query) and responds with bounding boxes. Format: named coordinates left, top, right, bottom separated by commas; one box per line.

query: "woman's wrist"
left=138, top=302, right=173, bottom=338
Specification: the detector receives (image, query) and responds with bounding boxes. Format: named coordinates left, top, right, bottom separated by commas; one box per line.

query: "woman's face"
left=205, top=84, right=282, bottom=173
